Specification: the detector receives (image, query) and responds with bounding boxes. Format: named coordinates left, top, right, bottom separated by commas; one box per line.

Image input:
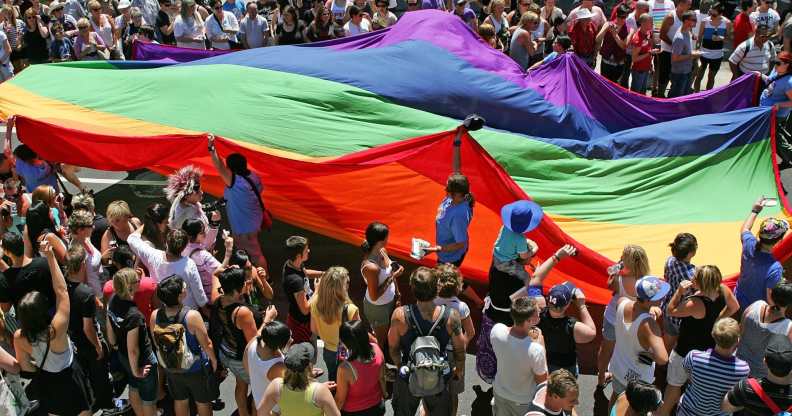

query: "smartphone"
left=390, top=261, right=401, bottom=272
left=762, top=197, right=779, bottom=207
left=222, top=229, right=231, bottom=239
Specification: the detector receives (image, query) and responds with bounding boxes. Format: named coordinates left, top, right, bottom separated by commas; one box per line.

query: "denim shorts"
left=121, top=352, right=159, bottom=405
left=602, top=319, right=616, bottom=341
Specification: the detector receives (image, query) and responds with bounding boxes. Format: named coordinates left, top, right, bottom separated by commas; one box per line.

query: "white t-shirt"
left=750, top=8, right=781, bottom=30
left=239, top=14, right=269, bottom=48
left=205, top=10, right=240, bottom=49
left=434, top=296, right=470, bottom=320
left=490, top=323, right=548, bottom=404
left=344, top=18, right=371, bottom=36
left=173, top=14, right=206, bottom=49
left=128, top=233, right=207, bottom=310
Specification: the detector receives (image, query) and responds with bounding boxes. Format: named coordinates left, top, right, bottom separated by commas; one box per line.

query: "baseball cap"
left=118, top=0, right=132, bottom=9
left=501, top=200, right=544, bottom=234
left=284, top=342, right=314, bottom=372
left=759, top=217, right=789, bottom=240
left=635, top=276, right=670, bottom=302
left=548, top=281, right=575, bottom=308
left=766, top=334, right=792, bottom=377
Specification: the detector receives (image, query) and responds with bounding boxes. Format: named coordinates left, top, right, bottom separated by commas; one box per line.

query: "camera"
left=202, top=198, right=227, bottom=213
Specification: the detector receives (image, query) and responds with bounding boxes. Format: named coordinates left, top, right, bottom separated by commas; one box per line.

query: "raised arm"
left=208, top=134, right=233, bottom=186
left=530, top=244, right=577, bottom=288
left=741, top=197, right=764, bottom=235
left=44, top=241, right=70, bottom=340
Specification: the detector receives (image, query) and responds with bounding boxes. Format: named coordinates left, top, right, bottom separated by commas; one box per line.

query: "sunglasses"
left=776, top=61, right=789, bottom=66
left=214, top=6, right=222, bottom=9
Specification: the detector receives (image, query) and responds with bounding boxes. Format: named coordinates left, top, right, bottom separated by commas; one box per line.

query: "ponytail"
left=362, top=222, right=389, bottom=255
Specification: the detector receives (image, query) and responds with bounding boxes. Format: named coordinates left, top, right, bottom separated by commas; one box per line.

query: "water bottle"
left=607, top=261, right=622, bottom=277
left=399, top=366, right=410, bottom=380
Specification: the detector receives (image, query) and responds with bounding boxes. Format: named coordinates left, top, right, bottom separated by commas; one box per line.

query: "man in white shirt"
left=343, top=5, right=371, bottom=36
left=490, top=297, right=548, bottom=416
left=239, top=1, right=269, bottom=48
left=751, top=0, right=781, bottom=38
left=206, top=0, right=239, bottom=49
left=566, top=0, right=606, bottom=29
left=127, top=226, right=208, bottom=312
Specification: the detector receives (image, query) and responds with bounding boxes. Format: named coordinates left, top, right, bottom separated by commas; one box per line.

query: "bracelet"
left=553, top=254, right=561, bottom=262
left=751, top=208, right=761, bottom=214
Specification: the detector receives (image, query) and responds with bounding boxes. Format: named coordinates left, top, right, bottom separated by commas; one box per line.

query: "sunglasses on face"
left=91, top=7, right=101, bottom=11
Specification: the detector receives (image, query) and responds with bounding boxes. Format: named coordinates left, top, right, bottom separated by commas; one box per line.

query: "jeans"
left=601, top=61, right=625, bottom=83
left=668, top=72, right=692, bottom=98
left=323, top=348, right=339, bottom=382
left=630, top=70, right=650, bottom=93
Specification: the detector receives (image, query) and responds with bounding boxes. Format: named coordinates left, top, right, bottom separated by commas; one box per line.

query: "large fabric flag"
left=0, top=10, right=786, bottom=305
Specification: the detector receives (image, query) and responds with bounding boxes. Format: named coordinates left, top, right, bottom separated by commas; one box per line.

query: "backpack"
left=152, top=308, right=198, bottom=372
left=747, top=378, right=792, bottom=416
left=405, top=304, right=451, bottom=397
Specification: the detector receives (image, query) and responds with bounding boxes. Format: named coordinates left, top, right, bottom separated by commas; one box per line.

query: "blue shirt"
left=15, top=159, right=58, bottom=192
left=735, top=231, right=783, bottom=308
left=493, top=226, right=528, bottom=263
left=50, top=38, right=74, bottom=61
left=222, top=0, right=246, bottom=20
left=223, top=172, right=264, bottom=235
left=677, top=348, right=750, bottom=416
left=435, top=197, right=471, bottom=264
left=760, top=71, right=792, bottom=118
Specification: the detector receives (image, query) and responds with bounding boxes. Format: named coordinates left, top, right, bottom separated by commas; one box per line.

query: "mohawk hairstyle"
left=165, top=165, right=202, bottom=204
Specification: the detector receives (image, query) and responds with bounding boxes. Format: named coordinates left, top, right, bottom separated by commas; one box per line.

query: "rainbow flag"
left=0, top=10, right=785, bottom=304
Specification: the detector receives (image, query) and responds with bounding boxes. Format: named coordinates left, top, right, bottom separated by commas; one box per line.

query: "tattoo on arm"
left=450, top=315, right=463, bottom=336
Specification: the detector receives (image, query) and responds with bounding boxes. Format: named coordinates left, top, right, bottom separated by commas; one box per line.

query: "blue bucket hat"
left=501, top=200, right=544, bottom=234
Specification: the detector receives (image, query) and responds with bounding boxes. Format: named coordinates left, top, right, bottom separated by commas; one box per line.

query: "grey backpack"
left=406, top=305, right=451, bottom=397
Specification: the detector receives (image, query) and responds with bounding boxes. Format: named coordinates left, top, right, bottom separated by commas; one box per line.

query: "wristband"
left=553, top=254, right=561, bottom=262
left=751, top=208, right=761, bottom=214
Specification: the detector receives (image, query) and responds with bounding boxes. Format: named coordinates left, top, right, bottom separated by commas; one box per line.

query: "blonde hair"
left=315, top=267, right=351, bottom=324
left=76, top=17, right=90, bottom=29
left=283, top=367, right=311, bottom=391
left=520, top=11, right=539, bottom=25
left=694, top=265, right=722, bottom=295
left=711, top=317, right=740, bottom=349
left=31, top=185, right=56, bottom=207
left=68, top=209, right=94, bottom=230
left=1, top=5, right=17, bottom=20
left=87, top=0, right=101, bottom=10
left=488, top=0, right=505, bottom=14
left=621, top=245, right=650, bottom=279
left=436, top=263, right=463, bottom=298
left=106, top=200, right=133, bottom=221
left=113, top=268, right=139, bottom=300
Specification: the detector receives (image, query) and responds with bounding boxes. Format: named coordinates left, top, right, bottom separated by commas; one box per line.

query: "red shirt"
left=631, top=29, right=653, bottom=71
left=103, top=276, right=157, bottom=319
left=342, top=343, right=385, bottom=412
left=733, top=12, right=754, bottom=50
left=569, top=20, right=598, bottom=56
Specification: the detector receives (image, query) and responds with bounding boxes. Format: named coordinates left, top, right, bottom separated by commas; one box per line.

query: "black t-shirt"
left=91, top=214, right=109, bottom=251
left=67, top=280, right=97, bottom=351
left=108, top=295, right=154, bottom=366
left=727, top=378, right=792, bottom=416
left=282, top=262, right=311, bottom=324
left=0, top=257, right=54, bottom=309
left=537, top=308, right=578, bottom=368
left=485, top=263, right=524, bottom=325
left=156, top=10, right=176, bottom=45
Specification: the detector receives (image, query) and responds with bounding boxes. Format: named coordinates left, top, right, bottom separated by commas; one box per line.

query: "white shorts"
left=666, top=350, right=688, bottom=387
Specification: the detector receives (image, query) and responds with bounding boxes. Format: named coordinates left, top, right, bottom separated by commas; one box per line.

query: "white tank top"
left=32, top=336, right=74, bottom=373
left=90, top=15, right=114, bottom=50
left=246, top=341, right=284, bottom=409
left=361, top=259, right=395, bottom=306
left=609, top=300, right=655, bottom=385
left=603, top=275, right=637, bottom=324
left=660, top=11, right=682, bottom=52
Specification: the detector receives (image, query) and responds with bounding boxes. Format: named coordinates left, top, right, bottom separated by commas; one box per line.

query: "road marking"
left=78, top=177, right=167, bottom=186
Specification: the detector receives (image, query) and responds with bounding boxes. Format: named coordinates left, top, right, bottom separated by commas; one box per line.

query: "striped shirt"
left=677, top=349, right=750, bottom=416
left=648, top=0, right=675, bottom=34
left=729, top=38, right=777, bottom=75
left=662, top=256, right=695, bottom=329
left=1, top=19, right=25, bottom=48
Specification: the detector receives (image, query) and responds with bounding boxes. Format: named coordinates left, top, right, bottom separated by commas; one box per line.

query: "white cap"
left=118, top=0, right=132, bottom=9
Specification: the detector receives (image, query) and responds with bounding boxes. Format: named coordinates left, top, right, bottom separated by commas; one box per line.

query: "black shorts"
left=659, top=51, right=672, bottom=84
left=699, top=56, right=723, bottom=73
left=165, top=364, right=219, bottom=403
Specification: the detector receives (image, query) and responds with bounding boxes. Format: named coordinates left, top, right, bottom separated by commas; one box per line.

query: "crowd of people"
left=2, top=0, right=792, bottom=96
left=0, top=119, right=787, bottom=416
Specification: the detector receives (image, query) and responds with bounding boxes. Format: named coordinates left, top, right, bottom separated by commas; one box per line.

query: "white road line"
left=78, top=178, right=167, bottom=186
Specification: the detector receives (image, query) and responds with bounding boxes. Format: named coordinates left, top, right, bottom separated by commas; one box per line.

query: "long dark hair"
left=446, top=173, right=475, bottom=210
left=361, top=222, right=388, bottom=254
left=142, top=203, right=169, bottom=250
left=26, top=200, right=57, bottom=248
left=339, top=320, right=374, bottom=362
left=18, top=291, right=51, bottom=342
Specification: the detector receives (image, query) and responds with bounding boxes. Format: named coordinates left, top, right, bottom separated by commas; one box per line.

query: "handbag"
left=238, top=173, right=273, bottom=231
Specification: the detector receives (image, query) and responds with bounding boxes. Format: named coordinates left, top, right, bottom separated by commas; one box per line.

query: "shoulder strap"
left=406, top=305, right=423, bottom=336
left=39, top=330, right=51, bottom=370
left=239, top=174, right=266, bottom=212
left=747, top=378, right=783, bottom=414
left=427, top=305, right=448, bottom=336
